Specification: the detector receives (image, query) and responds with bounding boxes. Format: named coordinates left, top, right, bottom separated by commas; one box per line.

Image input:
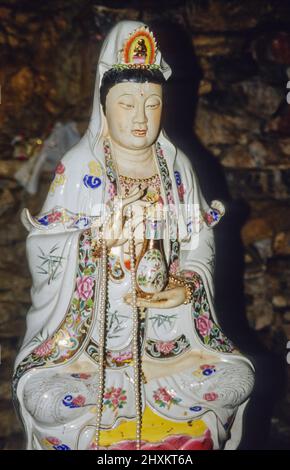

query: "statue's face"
left=104, top=81, right=163, bottom=150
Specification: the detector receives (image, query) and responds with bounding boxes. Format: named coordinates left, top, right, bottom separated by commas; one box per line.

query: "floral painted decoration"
left=189, top=405, right=202, bottom=412
left=71, top=373, right=91, bottom=380
left=83, top=160, right=103, bottom=189
left=174, top=170, right=185, bottom=203
left=103, top=386, right=127, bottom=412
left=202, top=200, right=225, bottom=228
left=36, top=207, right=95, bottom=229
left=42, top=436, right=71, bottom=450
left=62, top=394, right=86, bottom=408
left=108, top=181, right=117, bottom=200
left=200, top=364, right=216, bottom=376
left=33, top=339, right=55, bottom=358
left=49, top=162, right=67, bottom=194
left=38, top=210, right=63, bottom=226
left=203, top=208, right=220, bottom=226
left=203, top=392, right=218, bottom=402
left=153, top=387, right=182, bottom=410
left=145, top=334, right=190, bottom=359
left=13, top=229, right=98, bottom=386
left=191, top=274, right=235, bottom=353
left=107, top=350, right=133, bottom=366
left=192, top=364, right=217, bottom=379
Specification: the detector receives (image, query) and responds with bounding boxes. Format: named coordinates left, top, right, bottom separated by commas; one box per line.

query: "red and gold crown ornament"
left=114, top=26, right=161, bottom=71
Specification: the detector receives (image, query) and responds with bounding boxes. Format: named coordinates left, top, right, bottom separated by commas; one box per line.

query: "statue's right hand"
left=104, top=186, right=152, bottom=248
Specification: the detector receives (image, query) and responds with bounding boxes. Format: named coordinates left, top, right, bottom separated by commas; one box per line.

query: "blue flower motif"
left=73, top=217, right=90, bottom=229
left=202, top=368, right=215, bottom=376
left=53, top=444, right=71, bottom=450
left=38, top=216, right=48, bottom=226
left=187, top=220, right=193, bottom=234
left=189, top=405, right=202, bottom=412
left=174, top=170, right=181, bottom=186
left=62, top=395, right=78, bottom=408
left=83, top=174, right=102, bottom=189
left=210, top=209, right=220, bottom=222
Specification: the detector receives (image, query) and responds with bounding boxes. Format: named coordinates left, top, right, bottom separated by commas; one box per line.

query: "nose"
left=132, top=102, right=147, bottom=128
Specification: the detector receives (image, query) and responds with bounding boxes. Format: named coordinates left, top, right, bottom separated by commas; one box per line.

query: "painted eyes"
left=119, top=102, right=134, bottom=109
left=118, top=101, right=161, bottom=110
left=146, top=102, right=160, bottom=109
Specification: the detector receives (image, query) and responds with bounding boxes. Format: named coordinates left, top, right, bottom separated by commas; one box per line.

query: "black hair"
left=100, top=67, right=166, bottom=115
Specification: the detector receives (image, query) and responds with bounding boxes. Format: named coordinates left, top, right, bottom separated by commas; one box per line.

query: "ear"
left=101, top=106, right=109, bottom=137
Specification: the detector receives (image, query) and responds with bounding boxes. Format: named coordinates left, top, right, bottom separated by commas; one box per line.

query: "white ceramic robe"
left=13, top=132, right=254, bottom=450
left=13, top=20, right=255, bottom=451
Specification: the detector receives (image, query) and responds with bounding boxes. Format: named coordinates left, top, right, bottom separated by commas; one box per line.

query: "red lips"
left=132, top=129, right=147, bottom=136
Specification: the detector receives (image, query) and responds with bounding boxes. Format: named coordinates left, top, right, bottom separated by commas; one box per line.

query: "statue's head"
left=100, top=67, right=165, bottom=150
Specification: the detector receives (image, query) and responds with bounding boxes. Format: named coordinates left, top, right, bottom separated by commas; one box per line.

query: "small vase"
left=136, top=218, right=168, bottom=298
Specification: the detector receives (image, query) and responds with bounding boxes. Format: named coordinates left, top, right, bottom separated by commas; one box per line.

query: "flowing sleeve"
left=15, top=148, right=105, bottom=366
left=171, top=152, right=238, bottom=354
left=176, top=154, right=225, bottom=300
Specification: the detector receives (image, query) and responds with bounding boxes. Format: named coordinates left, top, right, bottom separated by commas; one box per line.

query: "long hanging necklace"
left=127, top=204, right=143, bottom=450
left=92, top=221, right=108, bottom=449
left=92, top=146, right=143, bottom=450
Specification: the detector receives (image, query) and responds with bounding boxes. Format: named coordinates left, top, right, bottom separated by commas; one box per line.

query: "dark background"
left=0, top=0, right=290, bottom=450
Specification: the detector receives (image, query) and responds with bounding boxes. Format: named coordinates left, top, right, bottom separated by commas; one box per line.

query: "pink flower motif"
left=47, top=211, right=62, bottom=224
left=158, top=195, right=164, bottom=206
left=203, top=392, right=218, bottom=402
left=169, top=259, right=179, bottom=275
left=200, top=364, right=215, bottom=371
left=46, top=436, right=61, bottom=446
left=204, top=213, right=214, bottom=225
left=103, top=386, right=127, bottom=411
left=156, top=341, right=175, bottom=355
left=33, top=339, right=54, bottom=357
left=104, top=387, right=122, bottom=400
left=153, top=387, right=172, bottom=403
left=73, top=373, right=91, bottom=379
left=167, top=191, right=174, bottom=205
left=196, top=315, right=213, bottom=337
left=177, top=183, right=185, bottom=201
left=179, top=270, right=201, bottom=290
left=113, top=351, right=133, bottom=363
left=55, top=162, right=65, bottom=174
left=82, top=236, right=91, bottom=250
left=108, top=182, right=116, bottom=199
left=76, top=276, right=94, bottom=301
left=71, top=395, right=86, bottom=407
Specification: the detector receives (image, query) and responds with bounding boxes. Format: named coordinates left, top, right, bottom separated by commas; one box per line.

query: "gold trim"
left=119, top=173, right=159, bottom=183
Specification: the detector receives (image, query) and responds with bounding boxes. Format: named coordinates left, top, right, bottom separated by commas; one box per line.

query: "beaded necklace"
left=119, top=173, right=160, bottom=197
left=92, top=158, right=146, bottom=451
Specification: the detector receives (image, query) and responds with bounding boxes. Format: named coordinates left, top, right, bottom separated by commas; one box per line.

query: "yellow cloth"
left=99, top=405, right=207, bottom=446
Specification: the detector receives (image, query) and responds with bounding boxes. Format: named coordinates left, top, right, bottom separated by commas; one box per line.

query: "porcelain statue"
left=13, top=20, right=255, bottom=451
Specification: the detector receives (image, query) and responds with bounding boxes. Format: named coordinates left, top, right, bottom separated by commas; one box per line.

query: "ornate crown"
left=113, top=25, right=161, bottom=71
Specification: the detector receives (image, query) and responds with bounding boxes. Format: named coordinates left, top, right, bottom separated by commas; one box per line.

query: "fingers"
left=123, top=286, right=186, bottom=309
left=123, top=293, right=166, bottom=308
left=123, top=296, right=154, bottom=308
left=149, top=287, right=185, bottom=302
left=150, top=291, right=169, bottom=301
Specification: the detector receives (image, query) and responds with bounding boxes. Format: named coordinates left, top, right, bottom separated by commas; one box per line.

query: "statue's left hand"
left=123, top=286, right=186, bottom=309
